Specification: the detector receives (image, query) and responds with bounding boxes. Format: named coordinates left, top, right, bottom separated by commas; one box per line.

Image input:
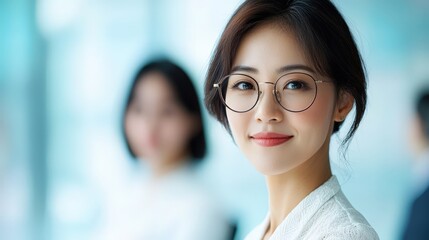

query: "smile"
left=250, top=132, right=293, bottom=147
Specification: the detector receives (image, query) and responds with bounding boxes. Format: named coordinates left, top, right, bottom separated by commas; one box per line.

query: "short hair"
left=123, top=59, right=206, bottom=162
left=416, top=89, right=429, bottom=138
left=204, top=0, right=366, bottom=146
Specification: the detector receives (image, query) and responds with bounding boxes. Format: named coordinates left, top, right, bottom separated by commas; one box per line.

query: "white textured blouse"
left=92, top=165, right=230, bottom=240
left=245, top=176, right=379, bottom=240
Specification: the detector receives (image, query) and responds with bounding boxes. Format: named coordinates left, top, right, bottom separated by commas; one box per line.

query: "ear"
left=333, top=90, right=354, bottom=122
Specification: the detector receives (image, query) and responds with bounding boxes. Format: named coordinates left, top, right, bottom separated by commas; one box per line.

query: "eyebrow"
left=231, top=64, right=315, bottom=74
left=230, top=65, right=258, bottom=74
left=277, top=64, right=315, bottom=74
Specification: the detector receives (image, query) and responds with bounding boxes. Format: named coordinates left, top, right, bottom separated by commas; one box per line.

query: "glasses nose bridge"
left=258, top=81, right=278, bottom=101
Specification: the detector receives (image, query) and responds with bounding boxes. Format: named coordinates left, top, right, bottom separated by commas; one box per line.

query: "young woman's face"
left=226, top=23, right=348, bottom=176
left=125, top=72, right=197, bottom=166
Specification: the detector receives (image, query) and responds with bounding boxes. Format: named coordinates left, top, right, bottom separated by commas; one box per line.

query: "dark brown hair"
left=123, top=59, right=206, bottom=162
left=416, top=89, right=429, bottom=138
left=204, top=0, right=366, bottom=145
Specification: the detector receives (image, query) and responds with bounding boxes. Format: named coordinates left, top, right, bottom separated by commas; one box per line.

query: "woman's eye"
left=285, top=81, right=306, bottom=90
left=233, top=81, right=255, bottom=90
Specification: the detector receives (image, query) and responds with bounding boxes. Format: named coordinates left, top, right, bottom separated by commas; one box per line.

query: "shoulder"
left=323, top=190, right=370, bottom=224
left=320, top=223, right=379, bottom=240
left=172, top=176, right=228, bottom=219
left=306, top=190, right=379, bottom=239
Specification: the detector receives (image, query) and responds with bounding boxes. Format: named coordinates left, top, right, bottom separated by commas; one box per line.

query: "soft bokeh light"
left=1, top=0, right=429, bottom=240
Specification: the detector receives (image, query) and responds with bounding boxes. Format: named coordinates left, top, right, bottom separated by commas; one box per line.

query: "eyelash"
left=232, top=81, right=255, bottom=90
left=283, top=80, right=309, bottom=90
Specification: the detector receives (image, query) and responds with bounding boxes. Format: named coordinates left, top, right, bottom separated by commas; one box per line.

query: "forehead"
left=233, top=23, right=310, bottom=74
left=133, top=72, right=175, bottom=101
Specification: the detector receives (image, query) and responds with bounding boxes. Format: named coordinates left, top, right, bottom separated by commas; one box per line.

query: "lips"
left=250, top=132, right=293, bottom=147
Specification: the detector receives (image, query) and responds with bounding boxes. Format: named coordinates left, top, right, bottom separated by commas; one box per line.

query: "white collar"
left=251, top=175, right=340, bottom=239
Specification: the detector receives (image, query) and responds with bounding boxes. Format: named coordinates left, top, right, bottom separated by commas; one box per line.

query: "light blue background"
left=1, top=0, right=429, bottom=239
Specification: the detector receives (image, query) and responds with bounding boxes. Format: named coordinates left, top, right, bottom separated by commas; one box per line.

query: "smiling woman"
left=204, top=0, right=379, bottom=239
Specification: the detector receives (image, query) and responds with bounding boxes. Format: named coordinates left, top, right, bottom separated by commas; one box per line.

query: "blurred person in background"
left=403, top=89, right=429, bottom=240
left=118, top=59, right=233, bottom=240
left=204, top=0, right=379, bottom=239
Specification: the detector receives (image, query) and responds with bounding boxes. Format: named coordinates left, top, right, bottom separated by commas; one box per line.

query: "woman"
left=121, top=59, right=232, bottom=240
left=204, top=0, right=379, bottom=239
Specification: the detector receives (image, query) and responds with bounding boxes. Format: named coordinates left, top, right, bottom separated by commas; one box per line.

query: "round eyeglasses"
left=213, top=72, right=330, bottom=113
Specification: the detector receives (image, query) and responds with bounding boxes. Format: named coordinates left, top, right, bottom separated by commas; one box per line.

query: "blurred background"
left=1, top=0, right=429, bottom=239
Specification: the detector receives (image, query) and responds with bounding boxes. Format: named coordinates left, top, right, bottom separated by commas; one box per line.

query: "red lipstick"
left=250, top=132, right=293, bottom=147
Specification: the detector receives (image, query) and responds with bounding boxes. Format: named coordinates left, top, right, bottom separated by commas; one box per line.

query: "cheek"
left=226, top=110, right=237, bottom=132
left=226, top=109, right=249, bottom=142
left=160, top=117, right=194, bottom=147
left=124, top=114, right=147, bottom=154
left=293, top=90, right=336, bottom=140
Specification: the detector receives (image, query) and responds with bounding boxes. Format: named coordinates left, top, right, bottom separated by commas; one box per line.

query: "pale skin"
left=408, top=115, right=429, bottom=159
left=225, top=23, right=354, bottom=239
left=124, top=72, right=199, bottom=178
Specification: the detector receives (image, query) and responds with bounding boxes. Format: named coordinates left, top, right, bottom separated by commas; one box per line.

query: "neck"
left=148, top=152, right=191, bottom=179
left=263, top=142, right=332, bottom=238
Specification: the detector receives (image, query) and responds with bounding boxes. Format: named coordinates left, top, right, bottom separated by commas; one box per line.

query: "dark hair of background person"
left=122, top=59, right=206, bottom=162
left=204, top=0, right=366, bottom=147
left=416, top=89, right=429, bottom=139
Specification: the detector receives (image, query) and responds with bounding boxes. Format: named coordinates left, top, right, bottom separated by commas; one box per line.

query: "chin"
left=256, top=168, right=287, bottom=176
left=248, top=157, right=293, bottom=176
left=254, top=165, right=292, bottom=176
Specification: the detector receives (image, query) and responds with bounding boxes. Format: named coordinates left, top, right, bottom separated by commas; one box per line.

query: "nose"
left=144, top=112, right=161, bottom=130
left=254, top=83, right=283, bottom=123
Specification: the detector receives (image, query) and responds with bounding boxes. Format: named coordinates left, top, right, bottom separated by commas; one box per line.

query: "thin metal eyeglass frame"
left=212, top=72, right=331, bottom=113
